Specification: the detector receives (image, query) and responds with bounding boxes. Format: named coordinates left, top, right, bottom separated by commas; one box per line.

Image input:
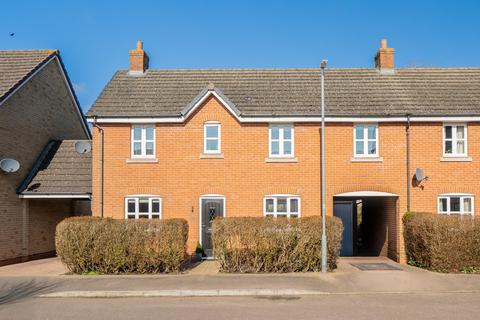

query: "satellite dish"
left=74, top=141, right=91, bottom=154
left=415, top=168, right=426, bottom=181
left=0, top=158, right=20, bottom=173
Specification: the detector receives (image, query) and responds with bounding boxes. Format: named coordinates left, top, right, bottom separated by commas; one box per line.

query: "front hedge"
left=56, top=217, right=188, bottom=274
left=403, top=212, right=480, bottom=273
left=212, top=216, right=343, bottom=273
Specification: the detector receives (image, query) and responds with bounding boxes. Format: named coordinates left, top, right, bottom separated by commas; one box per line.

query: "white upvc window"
left=263, top=195, right=301, bottom=218
left=131, top=125, right=155, bottom=158
left=438, top=194, right=474, bottom=216
left=269, top=125, right=294, bottom=158
left=443, top=124, right=467, bottom=157
left=204, top=122, right=221, bottom=154
left=125, top=196, right=162, bottom=219
left=354, top=124, right=378, bottom=157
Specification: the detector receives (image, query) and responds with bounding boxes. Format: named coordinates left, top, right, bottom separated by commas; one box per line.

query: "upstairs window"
left=264, top=195, right=300, bottom=218
left=438, top=194, right=474, bottom=216
left=125, top=196, right=161, bottom=219
left=204, top=122, right=221, bottom=154
left=131, top=125, right=155, bottom=158
left=269, top=125, right=294, bottom=158
left=354, top=124, right=378, bottom=157
left=443, top=124, right=467, bottom=157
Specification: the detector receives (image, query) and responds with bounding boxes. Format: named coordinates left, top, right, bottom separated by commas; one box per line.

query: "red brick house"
left=86, top=40, right=480, bottom=262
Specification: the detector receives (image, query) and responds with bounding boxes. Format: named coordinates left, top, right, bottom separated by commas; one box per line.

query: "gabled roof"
left=0, top=50, right=57, bottom=104
left=18, top=140, right=91, bottom=197
left=87, top=68, right=480, bottom=119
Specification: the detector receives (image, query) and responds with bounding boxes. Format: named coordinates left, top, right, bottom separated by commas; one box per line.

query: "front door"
left=334, top=201, right=354, bottom=256
left=201, top=198, right=224, bottom=257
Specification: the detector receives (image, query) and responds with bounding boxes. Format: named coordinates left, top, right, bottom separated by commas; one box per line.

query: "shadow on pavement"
left=0, top=279, right=58, bottom=305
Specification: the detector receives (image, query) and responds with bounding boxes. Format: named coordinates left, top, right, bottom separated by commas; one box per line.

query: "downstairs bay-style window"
left=125, top=196, right=162, bottom=219
left=443, top=124, right=467, bottom=157
left=354, top=124, right=378, bottom=157
left=438, top=194, right=474, bottom=216
left=131, top=125, right=155, bottom=158
left=269, top=125, right=294, bottom=158
left=264, top=195, right=301, bottom=218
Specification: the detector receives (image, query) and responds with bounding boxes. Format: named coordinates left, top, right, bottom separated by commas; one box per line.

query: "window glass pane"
left=127, top=215, right=136, bottom=219
left=133, top=127, right=142, bottom=140
left=368, top=141, right=376, bottom=155
left=355, top=127, right=364, bottom=139
left=277, top=198, right=287, bottom=212
left=463, top=198, right=472, bottom=213
left=133, top=142, right=142, bottom=155
left=457, top=141, right=465, bottom=154
left=266, top=199, right=274, bottom=212
left=206, top=139, right=219, bottom=151
left=456, top=126, right=465, bottom=139
left=367, top=126, right=376, bottom=139
left=151, top=215, right=160, bottom=219
left=290, top=199, right=298, bottom=213
left=356, top=141, right=364, bottom=155
left=271, top=127, right=279, bottom=140
left=139, top=214, right=149, bottom=219
left=139, top=199, right=149, bottom=213
left=283, top=127, right=292, bottom=140
left=290, top=214, right=298, bottom=219
left=445, top=126, right=452, bottom=139
left=206, top=126, right=218, bottom=138
left=271, top=141, right=280, bottom=155
left=450, top=197, right=461, bottom=212
left=146, top=142, right=154, bottom=155
left=439, top=198, right=448, bottom=212
left=151, top=199, right=160, bottom=213
left=145, top=127, right=154, bottom=140
left=444, top=141, right=452, bottom=154
left=127, top=199, right=136, bottom=213
left=283, top=141, right=292, bottom=155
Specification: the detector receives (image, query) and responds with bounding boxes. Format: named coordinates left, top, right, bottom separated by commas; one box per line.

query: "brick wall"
left=91, top=95, right=480, bottom=261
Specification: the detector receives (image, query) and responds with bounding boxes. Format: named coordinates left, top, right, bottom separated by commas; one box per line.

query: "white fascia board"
left=19, top=194, right=91, bottom=199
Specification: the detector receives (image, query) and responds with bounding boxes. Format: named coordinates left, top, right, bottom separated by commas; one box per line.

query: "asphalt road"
left=1, top=293, right=480, bottom=320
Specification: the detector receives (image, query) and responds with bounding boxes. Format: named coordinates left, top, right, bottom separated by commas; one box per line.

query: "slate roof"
left=87, top=68, right=480, bottom=118
left=0, top=50, right=57, bottom=103
left=19, top=140, right=91, bottom=196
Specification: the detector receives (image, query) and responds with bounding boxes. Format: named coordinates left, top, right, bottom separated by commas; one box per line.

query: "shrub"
left=56, top=217, right=188, bottom=274
left=403, top=212, right=480, bottom=273
left=212, top=216, right=343, bottom=273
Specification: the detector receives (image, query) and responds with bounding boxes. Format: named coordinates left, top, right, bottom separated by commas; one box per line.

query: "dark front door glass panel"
left=201, top=198, right=224, bottom=256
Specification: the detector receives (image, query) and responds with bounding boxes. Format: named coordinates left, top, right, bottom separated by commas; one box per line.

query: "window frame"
left=124, top=195, right=162, bottom=219
left=263, top=195, right=301, bottom=218
left=437, top=194, right=474, bottom=216
left=203, top=122, right=221, bottom=154
left=131, top=125, right=156, bottom=159
left=268, top=124, right=295, bottom=158
left=353, top=123, right=379, bottom=158
left=443, top=123, right=468, bottom=157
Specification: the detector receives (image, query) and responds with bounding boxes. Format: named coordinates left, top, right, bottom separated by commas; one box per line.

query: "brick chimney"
left=129, top=40, right=149, bottom=74
left=375, top=39, right=394, bottom=72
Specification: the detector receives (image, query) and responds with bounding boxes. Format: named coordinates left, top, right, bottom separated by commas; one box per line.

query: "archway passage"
left=333, top=192, right=398, bottom=261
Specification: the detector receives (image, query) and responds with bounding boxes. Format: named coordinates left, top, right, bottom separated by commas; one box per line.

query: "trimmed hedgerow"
left=55, top=217, right=188, bottom=274
left=212, top=216, right=343, bottom=273
left=403, top=212, right=480, bottom=273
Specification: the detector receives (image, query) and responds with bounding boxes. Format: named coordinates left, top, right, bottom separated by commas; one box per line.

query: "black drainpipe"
left=92, top=117, right=104, bottom=218
left=406, top=114, right=411, bottom=212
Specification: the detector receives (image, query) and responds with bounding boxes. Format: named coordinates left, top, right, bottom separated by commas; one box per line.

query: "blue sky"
left=1, top=0, right=479, bottom=111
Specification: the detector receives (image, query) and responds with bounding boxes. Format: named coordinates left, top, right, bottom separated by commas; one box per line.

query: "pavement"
left=0, top=257, right=479, bottom=319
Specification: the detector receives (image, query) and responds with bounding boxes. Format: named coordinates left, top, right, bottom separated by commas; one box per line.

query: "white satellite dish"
left=415, top=168, right=426, bottom=181
left=74, top=141, right=92, bottom=154
left=0, top=158, right=20, bottom=173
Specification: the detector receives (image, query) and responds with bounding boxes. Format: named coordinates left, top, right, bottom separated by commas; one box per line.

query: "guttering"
left=19, top=193, right=91, bottom=199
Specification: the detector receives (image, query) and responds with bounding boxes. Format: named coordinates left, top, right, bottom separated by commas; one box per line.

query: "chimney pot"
left=136, top=40, right=143, bottom=50
left=380, top=39, right=387, bottom=49
left=375, top=39, right=394, bottom=72
left=129, top=40, right=149, bottom=74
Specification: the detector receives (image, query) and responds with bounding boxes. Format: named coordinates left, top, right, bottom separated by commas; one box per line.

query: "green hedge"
left=212, top=216, right=343, bottom=273
left=56, top=217, right=188, bottom=274
left=403, top=212, right=480, bottom=273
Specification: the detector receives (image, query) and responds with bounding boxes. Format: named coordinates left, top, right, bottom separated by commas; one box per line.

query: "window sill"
left=200, top=153, right=224, bottom=159
left=265, top=157, right=298, bottom=163
left=350, top=157, right=383, bottom=163
left=440, top=156, right=472, bottom=162
left=126, top=158, right=158, bottom=163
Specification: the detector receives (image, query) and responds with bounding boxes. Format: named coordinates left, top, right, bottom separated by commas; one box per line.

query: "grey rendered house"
left=0, top=50, right=91, bottom=265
